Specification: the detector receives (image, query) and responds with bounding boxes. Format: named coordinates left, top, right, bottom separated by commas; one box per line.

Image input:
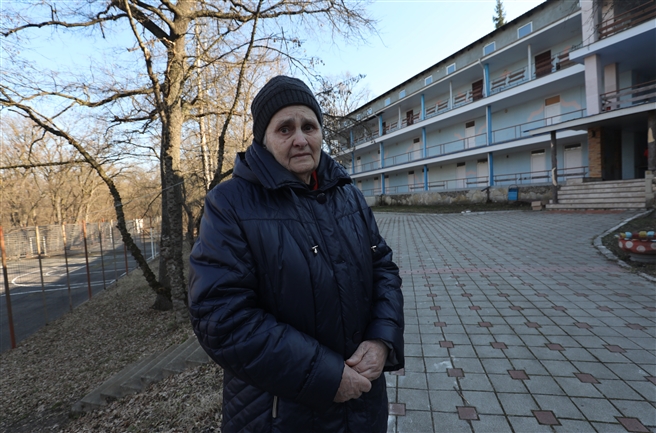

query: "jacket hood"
left=234, top=140, right=352, bottom=192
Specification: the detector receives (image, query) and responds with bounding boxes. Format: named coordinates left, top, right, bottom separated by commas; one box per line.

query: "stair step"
left=558, top=192, right=645, bottom=200
left=185, top=344, right=211, bottom=368
left=547, top=202, right=646, bottom=210
left=120, top=344, right=179, bottom=394
left=73, top=353, right=159, bottom=413
left=558, top=198, right=645, bottom=204
left=141, top=341, right=193, bottom=387
left=162, top=338, right=202, bottom=378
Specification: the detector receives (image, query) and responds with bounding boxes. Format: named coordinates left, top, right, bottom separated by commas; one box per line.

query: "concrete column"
left=488, top=152, right=494, bottom=186
left=378, top=115, right=383, bottom=137
left=486, top=105, right=492, bottom=145
left=649, top=110, right=656, bottom=172
left=584, top=54, right=603, bottom=115
left=350, top=130, right=354, bottom=147
left=550, top=131, right=558, bottom=203
left=580, top=0, right=599, bottom=45
left=484, top=64, right=490, bottom=97
left=422, top=127, right=427, bottom=158
left=351, top=151, right=355, bottom=173
left=398, top=107, right=402, bottom=128
left=449, top=82, right=453, bottom=110
left=528, top=44, right=532, bottom=79
left=588, top=127, right=602, bottom=179
left=604, top=63, right=619, bottom=110
left=421, top=94, right=426, bottom=121
left=424, top=165, right=428, bottom=191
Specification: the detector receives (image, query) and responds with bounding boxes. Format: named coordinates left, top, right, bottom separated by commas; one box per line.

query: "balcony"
left=492, top=108, right=586, bottom=143
left=601, top=80, right=656, bottom=112
left=357, top=166, right=589, bottom=197
left=598, top=1, right=656, bottom=40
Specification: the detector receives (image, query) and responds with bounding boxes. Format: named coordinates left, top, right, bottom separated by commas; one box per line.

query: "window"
left=399, top=89, right=406, bottom=98
left=545, top=95, right=560, bottom=106
left=457, top=162, right=466, bottom=167
left=425, top=75, right=433, bottom=86
left=446, top=63, right=456, bottom=75
left=483, top=42, right=495, bottom=56
left=518, top=22, right=533, bottom=38
left=465, top=121, right=475, bottom=128
left=366, top=108, right=373, bottom=115
left=408, top=171, right=414, bottom=175
left=384, top=97, right=391, bottom=106
left=413, top=137, right=420, bottom=143
left=531, top=150, right=545, bottom=155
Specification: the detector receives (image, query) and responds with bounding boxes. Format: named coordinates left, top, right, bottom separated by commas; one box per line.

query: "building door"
left=355, top=156, right=361, bottom=173
left=535, top=50, right=552, bottom=78
left=531, top=150, right=546, bottom=183
left=406, top=110, right=414, bottom=126
left=373, top=177, right=380, bottom=194
left=456, top=163, right=466, bottom=188
left=472, top=79, right=484, bottom=101
left=564, top=144, right=582, bottom=179
left=476, top=159, right=489, bottom=186
left=545, top=96, right=561, bottom=125
left=465, top=121, right=476, bottom=149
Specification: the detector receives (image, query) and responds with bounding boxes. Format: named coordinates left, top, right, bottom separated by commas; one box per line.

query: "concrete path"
left=376, top=210, right=655, bottom=433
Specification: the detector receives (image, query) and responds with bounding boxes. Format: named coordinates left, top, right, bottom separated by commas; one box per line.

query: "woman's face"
left=263, top=105, right=322, bottom=184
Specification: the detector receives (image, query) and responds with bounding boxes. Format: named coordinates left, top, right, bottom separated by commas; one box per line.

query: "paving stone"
left=428, top=389, right=460, bottom=411
left=507, top=415, right=553, bottom=432
left=616, top=417, right=651, bottom=433
left=397, top=388, right=431, bottom=411
left=571, top=397, right=621, bottom=422
left=397, top=410, right=433, bottom=433
left=426, top=372, right=458, bottom=391
left=461, top=390, right=504, bottom=415
left=431, top=412, right=472, bottom=433
left=524, top=375, right=566, bottom=396
left=554, top=377, right=604, bottom=398
left=553, top=419, right=597, bottom=432
left=397, top=371, right=428, bottom=390
left=611, top=400, right=656, bottom=426
left=458, top=373, right=494, bottom=392
left=534, top=394, right=585, bottom=419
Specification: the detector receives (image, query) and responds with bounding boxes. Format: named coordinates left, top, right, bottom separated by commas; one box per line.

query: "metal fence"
left=0, top=218, right=160, bottom=352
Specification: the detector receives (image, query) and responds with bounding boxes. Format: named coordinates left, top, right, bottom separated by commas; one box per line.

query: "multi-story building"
left=332, top=0, right=655, bottom=209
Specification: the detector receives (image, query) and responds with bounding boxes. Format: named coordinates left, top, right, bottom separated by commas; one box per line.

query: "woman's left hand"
left=345, top=340, right=389, bottom=381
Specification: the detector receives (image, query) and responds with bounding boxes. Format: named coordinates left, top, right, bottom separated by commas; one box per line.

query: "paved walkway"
left=375, top=210, right=655, bottom=433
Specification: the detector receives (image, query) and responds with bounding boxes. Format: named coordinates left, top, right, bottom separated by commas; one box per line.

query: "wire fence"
left=0, top=218, right=161, bottom=352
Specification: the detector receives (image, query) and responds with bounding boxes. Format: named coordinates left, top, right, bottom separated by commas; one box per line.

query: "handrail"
left=601, top=80, right=656, bottom=111
left=598, top=1, right=656, bottom=39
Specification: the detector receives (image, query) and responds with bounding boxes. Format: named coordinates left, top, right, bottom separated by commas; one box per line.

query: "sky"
left=303, top=0, right=546, bottom=100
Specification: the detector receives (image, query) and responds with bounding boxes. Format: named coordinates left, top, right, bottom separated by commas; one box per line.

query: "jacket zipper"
left=272, top=395, right=278, bottom=419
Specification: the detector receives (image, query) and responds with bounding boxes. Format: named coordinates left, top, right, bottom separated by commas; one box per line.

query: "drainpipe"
left=378, top=115, right=383, bottom=137
left=421, top=94, right=426, bottom=120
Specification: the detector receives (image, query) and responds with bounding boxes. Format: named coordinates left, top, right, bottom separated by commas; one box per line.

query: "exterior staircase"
left=72, top=337, right=210, bottom=413
left=546, top=178, right=653, bottom=210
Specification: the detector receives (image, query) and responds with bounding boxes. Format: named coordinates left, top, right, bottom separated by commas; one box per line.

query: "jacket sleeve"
left=357, top=193, right=405, bottom=372
left=188, top=187, right=344, bottom=412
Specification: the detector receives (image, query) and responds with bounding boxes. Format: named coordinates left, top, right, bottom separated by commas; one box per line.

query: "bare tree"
left=2, top=0, right=375, bottom=311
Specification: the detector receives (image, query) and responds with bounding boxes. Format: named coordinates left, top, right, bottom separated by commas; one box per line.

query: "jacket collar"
left=234, top=141, right=351, bottom=192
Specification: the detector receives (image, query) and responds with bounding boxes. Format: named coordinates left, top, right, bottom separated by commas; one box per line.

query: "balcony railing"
left=356, top=167, right=590, bottom=197
left=426, top=133, right=487, bottom=157
left=598, top=1, right=656, bottom=39
left=353, top=130, right=379, bottom=146
left=384, top=148, right=424, bottom=167
left=490, top=66, right=529, bottom=95
left=601, top=79, right=656, bottom=112
left=492, top=109, right=586, bottom=143
left=493, top=166, right=588, bottom=185
left=353, top=159, right=381, bottom=174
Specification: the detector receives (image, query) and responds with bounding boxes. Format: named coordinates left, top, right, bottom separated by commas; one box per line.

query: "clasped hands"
left=333, top=340, right=389, bottom=403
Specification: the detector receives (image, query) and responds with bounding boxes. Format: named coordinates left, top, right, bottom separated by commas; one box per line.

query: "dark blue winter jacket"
left=188, top=142, right=404, bottom=432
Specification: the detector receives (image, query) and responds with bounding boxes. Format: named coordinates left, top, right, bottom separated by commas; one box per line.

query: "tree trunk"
left=159, top=6, right=191, bottom=312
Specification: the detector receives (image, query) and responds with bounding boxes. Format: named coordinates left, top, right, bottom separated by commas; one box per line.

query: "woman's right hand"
left=333, top=364, right=372, bottom=403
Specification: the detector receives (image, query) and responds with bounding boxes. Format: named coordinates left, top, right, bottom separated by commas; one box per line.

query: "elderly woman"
left=188, top=76, right=404, bottom=433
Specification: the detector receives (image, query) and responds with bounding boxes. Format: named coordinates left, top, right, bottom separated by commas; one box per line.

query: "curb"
left=592, top=209, right=656, bottom=282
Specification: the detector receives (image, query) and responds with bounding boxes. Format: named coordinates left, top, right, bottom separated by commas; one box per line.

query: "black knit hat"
left=251, top=75, right=323, bottom=145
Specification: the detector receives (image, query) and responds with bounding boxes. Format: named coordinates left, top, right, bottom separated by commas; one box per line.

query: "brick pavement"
left=375, top=210, right=655, bottom=433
